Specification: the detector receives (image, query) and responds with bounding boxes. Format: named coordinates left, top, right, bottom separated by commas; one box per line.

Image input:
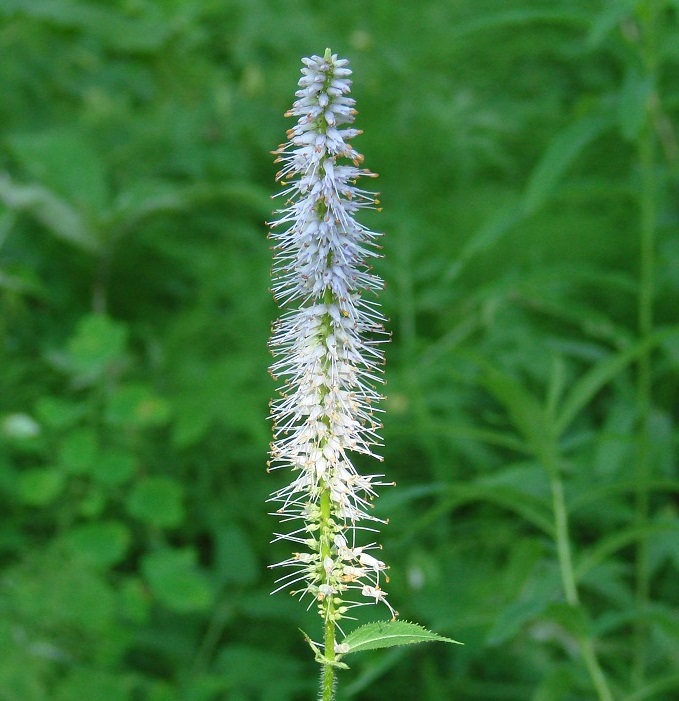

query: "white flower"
left=268, top=49, right=396, bottom=624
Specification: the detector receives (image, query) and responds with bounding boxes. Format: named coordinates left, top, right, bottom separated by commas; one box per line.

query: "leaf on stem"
left=340, top=621, right=462, bottom=655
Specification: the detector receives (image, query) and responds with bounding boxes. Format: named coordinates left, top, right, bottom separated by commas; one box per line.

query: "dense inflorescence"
left=267, top=50, right=395, bottom=626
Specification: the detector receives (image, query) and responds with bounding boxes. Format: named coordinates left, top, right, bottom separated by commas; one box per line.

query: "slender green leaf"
left=575, top=521, right=679, bottom=581
left=523, top=115, right=612, bottom=214
left=555, top=327, right=679, bottom=436
left=341, top=621, right=461, bottom=655
left=481, top=367, right=557, bottom=470
left=448, top=7, right=590, bottom=41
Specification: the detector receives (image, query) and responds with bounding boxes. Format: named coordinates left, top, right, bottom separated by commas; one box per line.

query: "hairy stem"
left=319, top=486, right=336, bottom=701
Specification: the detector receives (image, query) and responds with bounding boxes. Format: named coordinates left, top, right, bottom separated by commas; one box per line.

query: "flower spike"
left=268, top=49, right=395, bottom=627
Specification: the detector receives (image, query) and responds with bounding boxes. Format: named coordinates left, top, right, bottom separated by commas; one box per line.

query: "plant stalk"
left=633, top=0, right=658, bottom=687
left=549, top=470, right=614, bottom=701
left=319, top=485, right=337, bottom=701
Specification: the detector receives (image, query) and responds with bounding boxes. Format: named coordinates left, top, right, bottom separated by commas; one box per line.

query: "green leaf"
left=18, top=467, right=65, bottom=506
left=0, top=173, right=100, bottom=253
left=215, top=523, right=259, bottom=586
left=58, top=429, right=98, bottom=475
left=443, top=201, right=523, bottom=283
left=34, top=396, right=86, bottom=430
left=105, top=383, right=171, bottom=428
left=142, top=548, right=213, bottom=613
left=61, top=313, right=129, bottom=379
left=55, top=668, right=131, bottom=701
left=523, top=115, right=612, bottom=214
left=575, top=521, right=679, bottom=582
left=92, top=449, right=137, bottom=486
left=448, top=6, right=590, bottom=41
left=126, top=476, right=185, bottom=528
left=481, top=367, right=557, bottom=471
left=6, top=129, right=109, bottom=213
left=618, top=66, right=653, bottom=141
left=66, top=521, right=130, bottom=568
left=340, top=620, right=461, bottom=655
left=487, top=596, right=551, bottom=646
left=555, top=327, right=679, bottom=436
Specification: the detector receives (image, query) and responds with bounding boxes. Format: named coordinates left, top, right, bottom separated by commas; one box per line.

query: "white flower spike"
left=268, top=49, right=396, bottom=627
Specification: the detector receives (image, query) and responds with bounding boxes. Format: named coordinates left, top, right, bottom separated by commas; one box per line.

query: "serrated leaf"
left=341, top=621, right=461, bottom=655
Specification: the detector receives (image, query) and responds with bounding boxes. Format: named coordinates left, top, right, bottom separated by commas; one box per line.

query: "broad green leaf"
left=34, top=396, right=86, bottom=430
left=7, top=549, right=116, bottom=631
left=215, top=523, right=259, bottom=586
left=105, top=384, right=171, bottom=428
left=92, top=450, right=137, bottom=486
left=6, top=129, right=109, bottom=213
left=126, top=476, right=184, bottom=528
left=66, top=521, right=130, bottom=568
left=110, top=181, right=270, bottom=237
left=142, top=548, right=213, bottom=613
left=61, top=313, right=129, bottom=379
left=0, top=173, right=100, bottom=253
left=55, top=668, right=130, bottom=701
left=523, top=115, right=612, bottom=214
left=77, top=485, right=107, bottom=519
left=119, top=577, right=151, bottom=625
left=340, top=620, right=461, bottom=655
left=58, top=429, right=97, bottom=475
left=18, top=467, right=65, bottom=506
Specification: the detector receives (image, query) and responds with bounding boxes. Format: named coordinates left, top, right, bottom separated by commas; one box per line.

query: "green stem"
left=633, top=1, right=658, bottom=687
left=549, top=470, right=614, bottom=701
left=319, top=485, right=336, bottom=701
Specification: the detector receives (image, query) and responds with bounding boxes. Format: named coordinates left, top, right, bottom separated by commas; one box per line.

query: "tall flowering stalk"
left=267, top=50, right=457, bottom=700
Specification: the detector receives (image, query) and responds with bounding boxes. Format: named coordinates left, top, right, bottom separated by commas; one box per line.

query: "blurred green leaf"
left=66, top=520, right=130, bottom=568
left=126, top=476, right=184, bottom=528
left=618, top=66, right=654, bottom=141
left=34, top=396, right=87, bottom=430
left=61, top=313, right=129, bottom=379
left=523, top=114, right=612, bottom=214
left=142, top=548, right=213, bottom=613
left=58, top=428, right=97, bottom=475
left=119, top=576, right=151, bottom=625
left=6, top=129, right=109, bottom=212
left=18, top=466, right=65, bottom=505
left=92, top=449, right=137, bottom=486
left=55, top=668, right=131, bottom=701
left=215, top=522, right=259, bottom=586
left=105, top=383, right=170, bottom=428
left=0, top=173, right=100, bottom=253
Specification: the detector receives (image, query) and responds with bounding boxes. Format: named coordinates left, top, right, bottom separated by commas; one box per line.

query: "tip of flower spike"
left=324, top=48, right=332, bottom=61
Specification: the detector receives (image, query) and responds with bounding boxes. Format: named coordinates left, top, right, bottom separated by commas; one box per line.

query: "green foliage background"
left=1, top=1, right=678, bottom=699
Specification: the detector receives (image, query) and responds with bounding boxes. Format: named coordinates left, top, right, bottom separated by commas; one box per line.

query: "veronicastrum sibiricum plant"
left=267, top=49, right=459, bottom=700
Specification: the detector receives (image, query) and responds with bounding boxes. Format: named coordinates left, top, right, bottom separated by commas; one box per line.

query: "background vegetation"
left=1, top=0, right=678, bottom=699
